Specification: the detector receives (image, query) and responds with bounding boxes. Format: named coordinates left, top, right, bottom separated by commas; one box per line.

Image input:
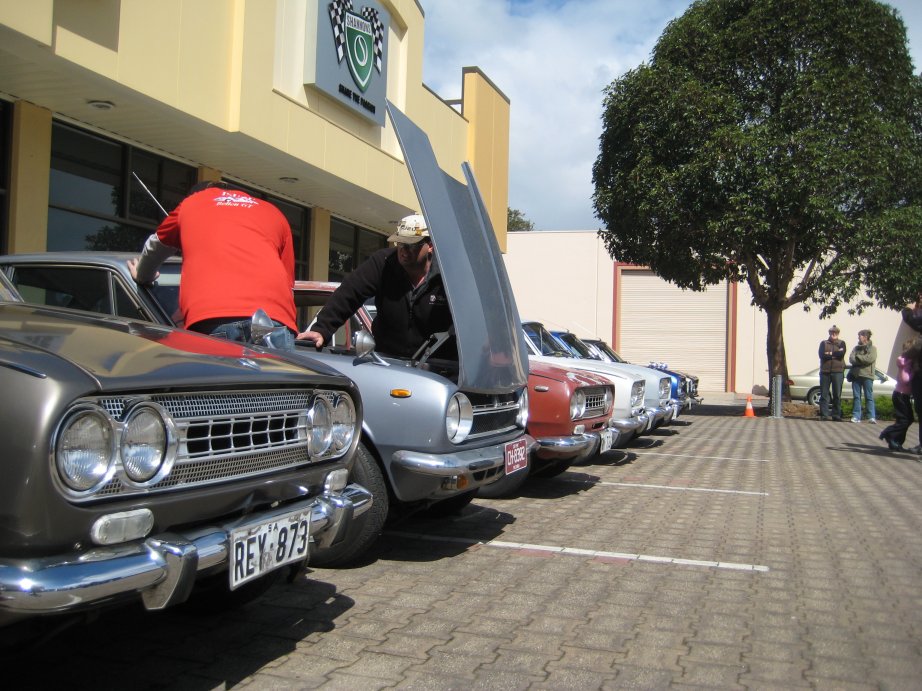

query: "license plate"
left=599, top=428, right=614, bottom=453
left=504, top=437, right=528, bottom=475
left=229, top=508, right=311, bottom=589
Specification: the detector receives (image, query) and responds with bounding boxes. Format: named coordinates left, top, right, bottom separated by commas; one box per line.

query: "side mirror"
left=355, top=330, right=376, bottom=358
left=249, top=309, right=275, bottom=344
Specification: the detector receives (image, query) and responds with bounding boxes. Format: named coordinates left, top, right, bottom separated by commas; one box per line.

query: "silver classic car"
left=0, top=270, right=370, bottom=640
left=0, top=103, right=532, bottom=568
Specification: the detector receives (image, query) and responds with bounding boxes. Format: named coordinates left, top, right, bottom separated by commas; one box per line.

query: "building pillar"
left=309, top=207, right=331, bottom=281
left=9, top=100, right=51, bottom=252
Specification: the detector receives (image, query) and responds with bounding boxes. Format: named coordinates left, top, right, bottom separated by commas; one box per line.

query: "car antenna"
left=131, top=171, right=168, bottom=217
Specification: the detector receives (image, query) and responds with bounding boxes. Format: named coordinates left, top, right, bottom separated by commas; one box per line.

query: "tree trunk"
left=765, top=307, right=790, bottom=401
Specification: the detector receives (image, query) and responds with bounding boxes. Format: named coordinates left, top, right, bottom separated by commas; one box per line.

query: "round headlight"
left=121, top=405, right=168, bottom=483
left=446, top=392, right=474, bottom=443
left=56, top=408, right=114, bottom=492
left=570, top=389, right=586, bottom=420
left=603, top=387, right=613, bottom=414
left=516, top=387, right=529, bottom=428
left=330, top=394, right=356, bottom=452
left=306, top=396, right=333, bottom=457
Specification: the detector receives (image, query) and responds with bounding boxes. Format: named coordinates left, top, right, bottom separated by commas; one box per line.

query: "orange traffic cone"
left=743, top=395, right=756, bottom=418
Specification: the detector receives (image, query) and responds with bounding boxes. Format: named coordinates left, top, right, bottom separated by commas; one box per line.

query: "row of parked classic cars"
left=0, top=104, right=699, bottom=645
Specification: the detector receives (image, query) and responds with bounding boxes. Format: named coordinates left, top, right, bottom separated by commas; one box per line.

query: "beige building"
left=0, top=0, right=510, bottom=277
left=504, top=230, right=917, bottom=395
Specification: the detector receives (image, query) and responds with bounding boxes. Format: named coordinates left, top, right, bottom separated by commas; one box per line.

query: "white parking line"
left=630, top=452, right=772, bottom=462
left=386, top=531, right=770, bottom=573
left=595, top=481, right=768, bottom=496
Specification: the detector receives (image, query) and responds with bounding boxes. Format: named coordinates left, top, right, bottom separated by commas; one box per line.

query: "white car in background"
left=788, top=367, right=897, bottom=406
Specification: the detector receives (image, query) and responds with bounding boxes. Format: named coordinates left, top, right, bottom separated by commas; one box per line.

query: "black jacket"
left=314, top=247, right=455, bottom=359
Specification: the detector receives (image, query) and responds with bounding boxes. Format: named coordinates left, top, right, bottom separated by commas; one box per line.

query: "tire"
left=807, top=387, right=821, bottom=407
left=475, top=464, right=530, bottom=498
left=422, top=490, right=476, bottom=517
left=309, top=442, right=389, bottom=567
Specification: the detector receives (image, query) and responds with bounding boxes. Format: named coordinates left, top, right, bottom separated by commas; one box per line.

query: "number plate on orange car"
left=230, top=508, right=311, bottom=589
left=504, top=437, right=528, bottom=474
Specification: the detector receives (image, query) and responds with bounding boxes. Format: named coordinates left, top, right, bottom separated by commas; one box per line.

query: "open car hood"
left=387, top=101, right=528, bottom=394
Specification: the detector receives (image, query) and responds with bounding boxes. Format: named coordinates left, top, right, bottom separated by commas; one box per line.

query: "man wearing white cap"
left=297, top=214, right=454, bottom=359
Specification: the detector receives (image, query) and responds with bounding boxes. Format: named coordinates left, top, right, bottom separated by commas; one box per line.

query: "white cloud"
left=420, top=0, right=922, bottom=231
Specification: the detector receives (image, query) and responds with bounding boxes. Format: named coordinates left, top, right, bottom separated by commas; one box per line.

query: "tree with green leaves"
left=592, top=0, right=922, bottom=395
left=507, top=207, right=535, bottom=232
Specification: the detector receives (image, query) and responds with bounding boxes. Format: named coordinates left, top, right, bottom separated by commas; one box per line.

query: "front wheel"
left=807, top=387, right=821, bottom=407
left=310, top=443, right=389, bottom=567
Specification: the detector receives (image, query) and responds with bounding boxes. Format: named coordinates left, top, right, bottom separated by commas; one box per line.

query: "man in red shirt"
left=128, top=181, right=297, bottom=347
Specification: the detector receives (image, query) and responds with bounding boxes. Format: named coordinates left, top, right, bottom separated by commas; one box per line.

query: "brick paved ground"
left=9, top=402, right=922, bottom=690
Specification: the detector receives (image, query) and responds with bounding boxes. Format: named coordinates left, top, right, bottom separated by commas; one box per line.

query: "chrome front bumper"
left=390, top=434, right=534, bottom=501
left=0, top=483, right=372, bottom=620
left=610, top=411, right=650, bottom=442
left=533, top=434, right=595, bottom=462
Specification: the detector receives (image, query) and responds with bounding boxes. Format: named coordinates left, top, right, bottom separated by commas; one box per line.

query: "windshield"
left=555, top=332, right=598, bottom=359
left=522, top=322, right=570, bottom=357
left=588, top=339, right=624, bottom=362
left=0, top=270, right=22, bottom=303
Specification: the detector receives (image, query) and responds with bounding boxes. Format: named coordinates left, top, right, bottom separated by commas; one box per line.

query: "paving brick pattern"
left=10, top=404, right=922, bottom=689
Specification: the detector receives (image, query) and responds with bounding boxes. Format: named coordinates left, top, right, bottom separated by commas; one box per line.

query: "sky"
left=419, top=0, right=922, bottom=231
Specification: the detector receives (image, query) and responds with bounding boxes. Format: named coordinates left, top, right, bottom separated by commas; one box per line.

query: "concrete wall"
left=505, top=230, right=912, bottom=393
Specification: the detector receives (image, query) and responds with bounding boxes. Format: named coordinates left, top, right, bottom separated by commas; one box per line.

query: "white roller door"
left=619, top=270, right=727, bottom=391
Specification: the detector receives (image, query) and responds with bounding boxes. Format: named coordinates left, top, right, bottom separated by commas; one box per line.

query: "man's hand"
left=296, top=329, right=325, bottom=349
left=127, top=257, right=158, bottom=283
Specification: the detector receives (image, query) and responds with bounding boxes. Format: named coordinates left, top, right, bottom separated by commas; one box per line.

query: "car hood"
left=0, top=303, right=342, bottom=390
left=387, top=101, right=528, bottom=394
left=529, top=360, right=611, bottom=388
left=529, top=353, right=640, bottom=385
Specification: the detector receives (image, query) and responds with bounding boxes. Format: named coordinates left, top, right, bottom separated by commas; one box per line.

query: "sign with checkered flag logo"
left=309, top=0, right=389, bottom=125
left=329, top=1, right=384, bottom=93
left=344, top=11, right=374, bottom=91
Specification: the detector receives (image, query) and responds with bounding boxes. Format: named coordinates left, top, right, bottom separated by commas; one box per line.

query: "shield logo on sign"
left=344, top=11, right=374, bottom=92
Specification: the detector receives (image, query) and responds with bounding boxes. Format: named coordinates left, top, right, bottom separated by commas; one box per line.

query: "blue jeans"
left=851, top=377, right=876, bottom=420
left=209, top=319, right=296, bottom=351
left=819, top=371, right=844, bottom=419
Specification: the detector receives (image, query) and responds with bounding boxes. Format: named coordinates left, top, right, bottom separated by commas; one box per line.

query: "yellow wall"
left=0, top=0, right=510, bottom=253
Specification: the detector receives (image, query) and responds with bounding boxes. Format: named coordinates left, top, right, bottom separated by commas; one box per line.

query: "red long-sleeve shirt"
left=155, top=187, right=297, bottom=332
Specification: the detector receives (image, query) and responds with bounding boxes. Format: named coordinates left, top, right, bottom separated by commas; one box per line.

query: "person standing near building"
left=128, top=181, right=298, bottom=348
left=849, top=329, right=878, bottom=423
left=818, top=325, right=847, bottom=421
left=879, top=338, right=919, bottom=451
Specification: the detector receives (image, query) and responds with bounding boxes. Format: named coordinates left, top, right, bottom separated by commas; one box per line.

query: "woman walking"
left=879, top=339, right=919, bottom=451
left=849, top=329, right=877, bottom=423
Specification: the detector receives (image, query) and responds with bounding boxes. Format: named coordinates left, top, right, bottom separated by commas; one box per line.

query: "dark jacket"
left=314, top=247, right=455, bottom=359
left=902, top=306, right=922, bottom=334
left=818, top=338, right=846, bottom=373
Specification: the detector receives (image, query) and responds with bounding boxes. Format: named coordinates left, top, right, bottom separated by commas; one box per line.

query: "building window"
left=328, top=217, right=387, bottom=282
left=48, top=121, right=196, bottom=252
left=0, top=99, right=10, bottom=255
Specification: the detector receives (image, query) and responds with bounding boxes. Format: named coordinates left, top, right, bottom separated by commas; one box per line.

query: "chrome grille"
left=78, top=389, right=333, bottom=502
left=583, top=387, right=609, bottom=417
left=467, top=391, right=521, bottom=439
